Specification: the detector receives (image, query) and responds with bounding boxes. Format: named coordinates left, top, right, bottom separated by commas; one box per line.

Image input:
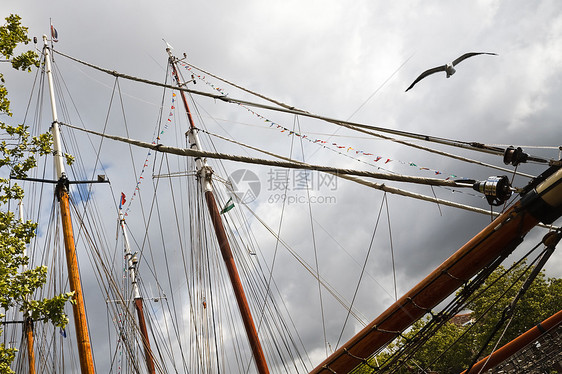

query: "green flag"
left=220, top=197, right=235, bottom=214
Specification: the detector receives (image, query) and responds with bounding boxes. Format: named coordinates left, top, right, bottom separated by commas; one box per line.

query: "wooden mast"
left=42, top=35, right=95, bottom=374
left=166, top=47, right=270, bottom=374
left=118, top=208, right=156, bottom=374
left=24, top=318, right=35, bottom=374
left=19, top=200, right=36, bottom=374
left=311, top=165, right=562, bottom=373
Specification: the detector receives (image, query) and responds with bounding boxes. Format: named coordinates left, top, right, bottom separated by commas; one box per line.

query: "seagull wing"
left=405, top=65, right=447, bottom=92
left=452, top=52, right=497, bottom=67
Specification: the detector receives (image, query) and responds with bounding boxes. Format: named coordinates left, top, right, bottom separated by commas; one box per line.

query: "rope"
left=51, top=48, right=554, bottom=167
left=385, top=194, right=398, bottom=301
left=61, top=119, right=561, bottom=229
left=197, top=127, right=507, bottom=219
left=58, top=120, right=472, bottom=188
left=335, top=194, right=386, bottom=349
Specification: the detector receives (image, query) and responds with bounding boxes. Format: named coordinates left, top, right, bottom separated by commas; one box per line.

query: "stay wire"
left=241, top=203, right=366, bottom=324
left=150, top=152, right=189, bottom=370
left=294, top=114, right=329, bottom=357
left=335, top=194, right=386, bottom=349
left=384, top=194, right=398, bottom=301
left=239, top=108, right=310, bottom=369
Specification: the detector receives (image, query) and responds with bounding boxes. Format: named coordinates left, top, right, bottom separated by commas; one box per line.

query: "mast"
left=166, top=48, right=270, bottom=374
left=311, top=165, right=562, bottom=373
left=118, top=208, right=155, bottom=374
left=42, top=35, right=95, bottom=374
left=24, top=318, right=35, bottom=374
left=19, top=200, right=36, bottom=374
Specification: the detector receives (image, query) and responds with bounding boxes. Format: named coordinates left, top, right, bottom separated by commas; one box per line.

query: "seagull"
left=405, top=52, right=497, bottom=92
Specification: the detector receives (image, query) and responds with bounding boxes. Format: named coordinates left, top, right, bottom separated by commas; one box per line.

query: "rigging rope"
left=196, top=127, right=507, bottom=218
left=293, top=115, right=329, bottom=357
left=335, top=195, right=386, bottom=349
left=58, top=120, right=474, bottom=188
left=60, top=119, right=560, bottom=229
left=51, top=49, right=554, bottom=167
left=180, top=59, right=549, bottom=170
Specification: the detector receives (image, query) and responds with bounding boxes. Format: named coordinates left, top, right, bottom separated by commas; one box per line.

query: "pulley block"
left=503, top=146, right=529, bottom=166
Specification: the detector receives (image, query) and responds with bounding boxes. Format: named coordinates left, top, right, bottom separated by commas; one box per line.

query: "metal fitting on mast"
left=472, top=176, right=512, bottom=206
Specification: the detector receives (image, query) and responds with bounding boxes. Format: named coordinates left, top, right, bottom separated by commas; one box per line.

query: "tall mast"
left=166, top=48, right=270, bottom=374
left=42, top=35, right=95, bottom=374
left=19, top=200, right=36, bottom=374
left=118, top=207, right=155, bottom=374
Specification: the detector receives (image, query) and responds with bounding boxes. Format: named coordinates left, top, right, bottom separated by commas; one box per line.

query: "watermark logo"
left=266, top=168, right=337, bottom=205
left=228, top=169, right=261, bottom=204
left=227, top=168, right=337, bottom=205
left=267, top=169, right=338, bottom=191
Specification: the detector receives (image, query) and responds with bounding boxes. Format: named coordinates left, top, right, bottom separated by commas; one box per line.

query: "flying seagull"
left=405, top=52, right=497, bottom=92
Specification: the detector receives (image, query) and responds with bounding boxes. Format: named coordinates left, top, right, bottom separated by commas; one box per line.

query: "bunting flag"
left=179, top=61, right=471, bottom=182
left=50, top=24, right=58, bottom=42
left=124, top=91, right=178, bottom=216
left=220, top=197, right=235, bottom=214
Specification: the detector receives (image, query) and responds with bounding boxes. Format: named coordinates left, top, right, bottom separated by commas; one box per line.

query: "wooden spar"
left=166, top=48, right=270, bottom=374
left=461, top=309, right=562, bottom=374
left=19, top=200, right=36, bottom=374
left=24, top=318, right=35, bottom=374
left=43, top=35, right=95, bottom=374
left=310, top=166, right=562, bottom=374
left=134, top=299, right=155, bottom=374
left=58, top=185, right=95, bottom=373
left=204, top=189, right=271, bottom=373
left=119, top=209, right=155, bottom=374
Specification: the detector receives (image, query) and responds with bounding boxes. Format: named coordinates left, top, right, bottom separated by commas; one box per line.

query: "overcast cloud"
left=2, top=1, right=562, bottom=372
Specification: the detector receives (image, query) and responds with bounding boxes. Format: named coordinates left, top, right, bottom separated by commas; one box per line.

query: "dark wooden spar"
left=461, top=308, right=562, bottom=374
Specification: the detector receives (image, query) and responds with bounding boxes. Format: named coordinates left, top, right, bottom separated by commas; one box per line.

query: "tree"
left=0, top=14, right=72, bottom=374
left=355, top=259, right=562, bottom=373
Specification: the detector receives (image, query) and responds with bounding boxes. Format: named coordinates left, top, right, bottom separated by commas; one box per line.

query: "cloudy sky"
left=2, top=1, right=562, bottom=372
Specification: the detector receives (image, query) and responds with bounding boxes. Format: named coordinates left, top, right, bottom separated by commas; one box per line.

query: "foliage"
left=0, top=14, right=39, bottom=117
left=0, top=14, right=73, bottom=374
left=355, top=259, right=562, bottom=374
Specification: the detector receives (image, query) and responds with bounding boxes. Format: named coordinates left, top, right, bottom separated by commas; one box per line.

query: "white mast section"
left=118, top=210, right=141, bottom=300
left=42, top=35, right=66, bottom=179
